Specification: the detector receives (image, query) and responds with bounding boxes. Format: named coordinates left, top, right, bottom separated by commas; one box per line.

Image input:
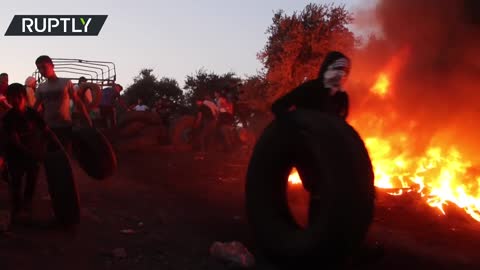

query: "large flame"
left=288, top=51, right=480, bottom=222
left=371, top=73, right=390, bottom=97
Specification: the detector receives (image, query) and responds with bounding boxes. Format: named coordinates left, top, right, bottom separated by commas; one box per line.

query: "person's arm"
left=8, top=131, right=39, bottom=159
left=3, top=116, right=37, bottom=159
left=69, top=81, right=93, bottom=127
left=115, top=92, right=129, bottom=110
left=271, top=81, right=311, bottom=116
left=33, top=87, right=43, bottom=112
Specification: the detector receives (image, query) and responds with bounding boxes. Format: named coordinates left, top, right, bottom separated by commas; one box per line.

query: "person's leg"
left=50, top=127, right=73, bottom=154
left=8, top=164, right=24, bottom=219
left=205, top=120, right=218, bottom=152
left=198, top=124, right=207, bottom=152
left=23, top=163, right=40, bottom=213
left=221, top=125, right=233, bottom=151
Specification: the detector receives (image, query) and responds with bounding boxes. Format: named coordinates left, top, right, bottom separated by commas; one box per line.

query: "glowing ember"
left=288, top=167, right=302, bottom=185
left=371, top=73, right=390, bottom=97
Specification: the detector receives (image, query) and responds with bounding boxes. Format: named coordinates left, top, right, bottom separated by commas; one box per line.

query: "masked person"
left=271, top=51, right=350, bottom=119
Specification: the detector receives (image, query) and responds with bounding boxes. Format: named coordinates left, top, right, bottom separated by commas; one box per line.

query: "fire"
left=288, top=52, right=480, bottom=222
left=371, top=73, right=390, bottom=96
left=288, top=167, right=302, bottom=185
left=287, top=133, right=480, bottom=222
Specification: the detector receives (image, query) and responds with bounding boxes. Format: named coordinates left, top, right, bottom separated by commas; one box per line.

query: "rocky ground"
left=1, top=147, right=480, bottom=270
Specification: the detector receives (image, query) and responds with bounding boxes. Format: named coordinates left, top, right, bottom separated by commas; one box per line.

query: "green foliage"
left=183, top=69, right=241, bottom=106
left=256, top=3, right=356, bottom=107
left=122, top=69, right=184, bottom=107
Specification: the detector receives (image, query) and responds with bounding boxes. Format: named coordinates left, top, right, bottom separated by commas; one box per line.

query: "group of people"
left=193, top=90, right=236, bottom=153
left=0, top=55, right=127, bottom=227
left=0, top=50, right=352, bottom=228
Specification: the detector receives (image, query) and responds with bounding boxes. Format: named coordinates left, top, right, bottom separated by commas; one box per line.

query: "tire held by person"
left=72, top=127, right=117, bottom=180
left=245, top=109, right=375, bottom=268
left=170, top=115, right=196, bottom=149
left=78, top=82, right=102, bottom=110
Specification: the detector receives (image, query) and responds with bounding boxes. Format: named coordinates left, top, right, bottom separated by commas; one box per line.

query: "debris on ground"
left=210, top=241, right=255, bottom=268
left=0, top=210, right=10, bottom=232
left=120, top=229, right=137, bottom=234
left=217, top=177, right=239, bottom=183
left=112, top=248, right=128, bottom=259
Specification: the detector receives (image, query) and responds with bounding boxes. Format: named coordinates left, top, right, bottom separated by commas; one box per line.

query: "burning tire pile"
left=246, top=110, right=375, bottom=268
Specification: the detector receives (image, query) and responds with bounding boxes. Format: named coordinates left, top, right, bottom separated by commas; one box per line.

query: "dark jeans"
left=100, top=106, right=117, bottom=128
left=7, top=160, right=40, bottom=215
left=50, top=126, right=73, bottom=154
left=196, top=120, right=217, bottom=152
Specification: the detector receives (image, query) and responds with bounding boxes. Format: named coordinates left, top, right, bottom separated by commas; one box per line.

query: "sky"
left=0, top=0, right=377, bottom=88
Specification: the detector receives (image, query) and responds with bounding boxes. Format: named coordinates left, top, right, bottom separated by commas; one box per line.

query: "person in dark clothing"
left=99, top=84, right=125, bottom=128
left=271, top=51, right=351, bottom=119
left=193, top=99, right=217, bottom=153
left=3, top=83, right=57, bottom=223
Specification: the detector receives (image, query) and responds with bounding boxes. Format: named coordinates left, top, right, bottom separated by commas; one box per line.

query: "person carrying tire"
left=214, top=90, right=235, bottom=151
left=33, top=55, right=93, bottom=154
left=246, top=51, right=377, bottom=268
left=193, top=98, right=217, bottom=153
left=271, top=51, right=350, bottom=119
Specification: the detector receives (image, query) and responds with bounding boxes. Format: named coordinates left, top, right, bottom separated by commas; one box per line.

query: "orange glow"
left=288, top=48, right=480, bottom=222
left=371, top=73, right=390, bottom=96
left=288, top=167, right=302, bottom=185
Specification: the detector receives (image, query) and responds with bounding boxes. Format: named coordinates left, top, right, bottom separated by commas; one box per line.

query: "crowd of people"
left=0, top=50, right=352, bottom=232
left=0, top=55, right=131, bottom=227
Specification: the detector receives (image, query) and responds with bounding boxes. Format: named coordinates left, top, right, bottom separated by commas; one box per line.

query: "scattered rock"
left=120, top=229, right=137, bottom=235
left=82, top=208, right=102, bottom=223
left=0, top=210, right=10, bottom=232
left=112, top=248, right=127, bottom=259
left=210, top=241, right=255, bottom=268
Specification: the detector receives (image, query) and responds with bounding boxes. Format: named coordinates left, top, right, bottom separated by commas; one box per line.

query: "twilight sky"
left=0, top=0, right=377, bottom=88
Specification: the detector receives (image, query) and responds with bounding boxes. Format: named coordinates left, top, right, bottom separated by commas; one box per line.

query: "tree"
left=257, top=3, right=356, bottom=107
left=183, top=69, right=241, bottom=106
left=123, top=69, right=184, bottom=107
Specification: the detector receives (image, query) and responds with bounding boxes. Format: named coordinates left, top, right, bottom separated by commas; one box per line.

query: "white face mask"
left=323, top=58, right=350, bottom=95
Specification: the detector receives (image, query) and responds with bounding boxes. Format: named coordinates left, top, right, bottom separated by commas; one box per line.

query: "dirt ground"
left=1, top=147, right=480, bottom=270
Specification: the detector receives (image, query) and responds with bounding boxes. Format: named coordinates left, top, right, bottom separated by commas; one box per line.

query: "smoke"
left=349, top=0, right=480, bottom=160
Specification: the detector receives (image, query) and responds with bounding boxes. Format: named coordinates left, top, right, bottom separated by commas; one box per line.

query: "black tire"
left=246, top=110, right=374, bottom=268
left=72, top=127, right=117, bottom=180
left=78, top=83, right=102, bottom=110
left=170, top=115, right=195, bottom=148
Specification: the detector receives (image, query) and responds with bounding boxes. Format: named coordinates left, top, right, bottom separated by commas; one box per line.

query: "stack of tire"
left=246, top=110, right=375, bottom=269
left=113, top=111, right=167, bottom=152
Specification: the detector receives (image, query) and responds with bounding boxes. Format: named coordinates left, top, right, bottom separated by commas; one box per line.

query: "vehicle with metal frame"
left=33, top=58, right=117, bottom=86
